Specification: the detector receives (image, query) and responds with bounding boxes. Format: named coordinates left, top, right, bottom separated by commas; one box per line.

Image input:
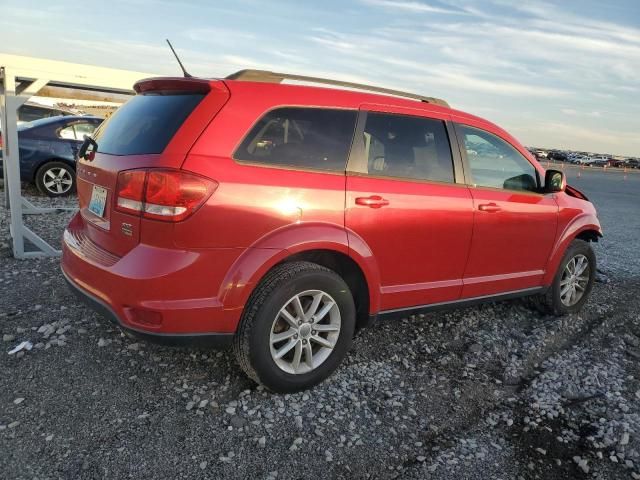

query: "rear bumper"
left=62, top=269, right=233, bottom=347
left=61, top=213, right=244, bottom=345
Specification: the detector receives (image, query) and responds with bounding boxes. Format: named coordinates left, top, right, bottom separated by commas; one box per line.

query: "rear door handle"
left=355, top=195, right=389, bottom=208
left=478, top=203, right=501, bottom=212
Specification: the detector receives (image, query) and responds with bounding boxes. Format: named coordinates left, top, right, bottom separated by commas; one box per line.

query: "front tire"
left=234, top=261, right=356, bottom=393
left=537, top=239, right=596, bottom=316
left=35, top=161, right=75, bottom=197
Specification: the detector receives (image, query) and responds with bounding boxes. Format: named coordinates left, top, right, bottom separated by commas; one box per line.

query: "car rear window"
left=234, top=107, right=357, bottom=172
left=93, top=93, right=204, bottom=155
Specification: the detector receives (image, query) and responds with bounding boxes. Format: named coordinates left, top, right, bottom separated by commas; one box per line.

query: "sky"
left=1, top=0, right=639, bottom=156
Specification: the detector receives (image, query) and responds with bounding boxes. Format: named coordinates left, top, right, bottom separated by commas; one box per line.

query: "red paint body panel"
left=61, top=77, right=602, bottom=338
left=346, top=176, right=473, bottom=310
left=62, top=214, right=243, bottom=333
left=462, top=188, right=559, bottom=297
left=177, top=155, right=346, bottom=249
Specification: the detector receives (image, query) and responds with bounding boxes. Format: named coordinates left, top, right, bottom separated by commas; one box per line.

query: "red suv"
left=61, top=70, right=602, bottom=392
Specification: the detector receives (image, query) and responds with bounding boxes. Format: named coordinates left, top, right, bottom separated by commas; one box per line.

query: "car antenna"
left=166, top=39, right=192, bottom=78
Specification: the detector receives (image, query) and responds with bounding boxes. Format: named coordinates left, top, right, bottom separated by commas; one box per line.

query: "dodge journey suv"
left=62, top=70, right=602, bottom=392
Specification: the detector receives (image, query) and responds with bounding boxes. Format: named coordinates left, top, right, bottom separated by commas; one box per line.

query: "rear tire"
left=35, top=161, right=75, bottom=197
left=233, top=261, right=356, bottom=393
left=536, top=239, right=596, bottom=316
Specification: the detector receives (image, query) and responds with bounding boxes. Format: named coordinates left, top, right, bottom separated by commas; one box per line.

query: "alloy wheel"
left=560, top=254, right=590, bottom=307
left=269, top=289, right=341, bottom=374
left=43, top=167, right=73, bottom=194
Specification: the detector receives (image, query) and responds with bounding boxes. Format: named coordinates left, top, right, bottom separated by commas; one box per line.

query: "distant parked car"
left=628, top=159, right=640, bottom=169
left=0, top=116, right=103, bottom=196
left=608, top=159, right=627, bottom=168
left=591, top=156, right=610, bottom=167
left=567, top=153, right=580, bottom=163
left=548, top=151, right=568, bottom=162
left=527, top=149, right=542, bottom=161
left=573, top=156, right=594, bottom=165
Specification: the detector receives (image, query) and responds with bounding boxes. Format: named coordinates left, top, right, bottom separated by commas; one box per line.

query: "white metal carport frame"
left=0, top=54, right=157, bottom=258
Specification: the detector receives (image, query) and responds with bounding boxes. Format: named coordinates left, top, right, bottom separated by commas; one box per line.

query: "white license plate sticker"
left=88, top=185, right=107, bottom=218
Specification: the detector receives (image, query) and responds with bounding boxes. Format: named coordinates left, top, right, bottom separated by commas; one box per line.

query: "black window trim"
left=346, top=110, right=464, bottom=186
left=453, top=122, right=543, bottom=196
left=231, top=105, right=359, bottom=175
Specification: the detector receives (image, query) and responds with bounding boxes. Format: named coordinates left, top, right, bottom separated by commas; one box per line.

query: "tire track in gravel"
left=509, top=278, right=640, bottom=480
left=387, top=279, right=634, bottom=479
left=515, top=295, right=618, bottom=391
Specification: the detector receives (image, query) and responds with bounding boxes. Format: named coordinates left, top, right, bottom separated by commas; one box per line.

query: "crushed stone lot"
left=1, top=167, right=640, bottom=479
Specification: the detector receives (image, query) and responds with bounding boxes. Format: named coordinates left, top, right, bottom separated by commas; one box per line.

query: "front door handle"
left=478, top=203, right=501, bottom=212
left=355, top=195, right=389, bottom=208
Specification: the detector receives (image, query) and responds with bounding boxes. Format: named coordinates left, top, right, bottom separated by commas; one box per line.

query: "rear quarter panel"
left=180, top=82, right=385, bottom=310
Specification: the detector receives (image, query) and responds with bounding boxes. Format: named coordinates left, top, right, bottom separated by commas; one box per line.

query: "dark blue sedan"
left=0, top=115, right=103, bottom=196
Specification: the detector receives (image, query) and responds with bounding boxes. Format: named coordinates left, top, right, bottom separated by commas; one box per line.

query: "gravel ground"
left=1, top=167, right=639, bottom=479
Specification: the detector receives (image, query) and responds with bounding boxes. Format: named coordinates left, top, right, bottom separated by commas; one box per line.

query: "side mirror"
left=545, top=169, right=566, bottom=193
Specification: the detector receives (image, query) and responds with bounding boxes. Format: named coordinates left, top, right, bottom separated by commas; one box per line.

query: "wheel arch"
left=543, top=214, right=602, bottom=285
left=281, top=249, right=371, bottom=330
left=218, top=223, right=381, bottom=329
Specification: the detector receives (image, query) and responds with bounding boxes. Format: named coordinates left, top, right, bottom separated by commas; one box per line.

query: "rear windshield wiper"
left=78, top=136, right=98, bottom=161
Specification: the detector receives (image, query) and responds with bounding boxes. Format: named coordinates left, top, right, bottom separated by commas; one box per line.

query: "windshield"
left=93, top=93, right=204, bottom=155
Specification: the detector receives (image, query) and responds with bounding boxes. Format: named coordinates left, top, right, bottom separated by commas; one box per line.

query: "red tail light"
left=115, top=170, right=146, bottom=215
left=115, top=169, right=217, bottom=222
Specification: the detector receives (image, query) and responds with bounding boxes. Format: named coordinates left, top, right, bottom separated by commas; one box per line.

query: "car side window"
left=235, top=108, right=357, bottom=172
left=458, top=125, right=538, bottom=192
left=74, top=122, right=98, bottom=138
left=58, top=123, right=98, bottom=141
left=58, top=125, right=78, bottom=140
left=362, top=112, right=455, bottom=183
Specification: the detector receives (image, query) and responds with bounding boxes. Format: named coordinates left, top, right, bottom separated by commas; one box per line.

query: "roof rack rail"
left=225, top=69, right=449, bottom=108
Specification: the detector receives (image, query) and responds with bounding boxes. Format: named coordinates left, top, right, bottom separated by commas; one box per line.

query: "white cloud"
left=561, top=109, right=601, bottom=118
left=407, top=69, right=568, bottom=97
left=1, top=0, right=638, bottom=155
left=359, top=0, right=468, bottom=15
left=531, top=122, right=635, bottom=146
left=308, top=29, right=569, bottom=97
left=184, top=28, right=256, bottom=43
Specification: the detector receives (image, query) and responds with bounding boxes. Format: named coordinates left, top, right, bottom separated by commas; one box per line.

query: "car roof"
left=225, top=69, right=451, bottom=107
left=221, top=78, right=514, bottom=144
left=136, top=73, right=503, bottom=135
left=134, top=73, right=533, bottom=163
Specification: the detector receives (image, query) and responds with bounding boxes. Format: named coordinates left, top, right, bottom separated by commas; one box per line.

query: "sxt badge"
left=121, top=223, right=133, bottom=236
